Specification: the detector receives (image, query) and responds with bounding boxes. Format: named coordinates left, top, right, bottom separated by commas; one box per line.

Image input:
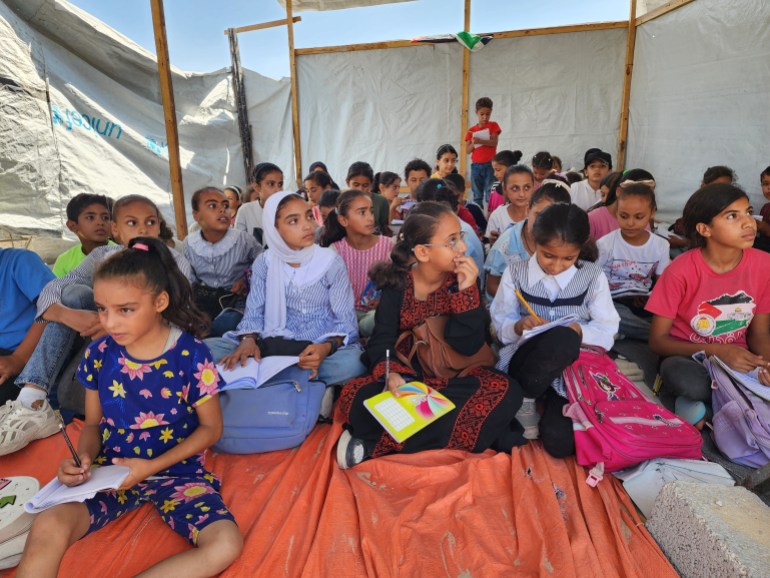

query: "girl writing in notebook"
left=647, top=184, right=770, bottom=426
left=335, top=202, right=524, bottom=469
left=18, top=237, right=242, bottom=577
left=491, top=203, right=619, bottom=456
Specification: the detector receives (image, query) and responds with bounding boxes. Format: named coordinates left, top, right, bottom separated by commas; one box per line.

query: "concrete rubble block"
left=646, top=481, right=770, bottom=578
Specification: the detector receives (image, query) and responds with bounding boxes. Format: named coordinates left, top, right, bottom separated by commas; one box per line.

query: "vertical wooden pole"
left=286, top=0, right=303, bottom=188
left=150, top=0, right=187, bottom=239
left=617, top=0, right=637, bottom=171
left=459, top=0, right=471, bottom=196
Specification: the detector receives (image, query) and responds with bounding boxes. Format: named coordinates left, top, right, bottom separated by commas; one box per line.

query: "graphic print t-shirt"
left=596, top=230, right=670, bottom=296
left=646, top=248, right=770, bottom=347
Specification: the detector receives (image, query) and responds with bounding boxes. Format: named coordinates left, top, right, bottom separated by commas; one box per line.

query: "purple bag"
left=704, top=355, right=770, bottom=468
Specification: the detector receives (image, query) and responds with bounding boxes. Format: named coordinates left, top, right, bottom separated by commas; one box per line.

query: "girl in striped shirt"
left=491, top=203, right=619, bottom=458
left=321, top=190, right=393, bottom=337
left=209, top=191, right=365, bottom=388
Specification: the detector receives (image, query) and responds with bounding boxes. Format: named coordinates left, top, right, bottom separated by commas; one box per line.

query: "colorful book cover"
left=364, top=382, right=455, bottom=443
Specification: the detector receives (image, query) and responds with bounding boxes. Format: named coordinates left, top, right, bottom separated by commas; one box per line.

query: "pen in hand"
left=59, top=418, right=82, bottom=468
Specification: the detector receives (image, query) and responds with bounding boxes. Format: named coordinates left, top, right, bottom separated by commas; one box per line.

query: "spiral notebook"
left=364, top=382, right=455, bottom=443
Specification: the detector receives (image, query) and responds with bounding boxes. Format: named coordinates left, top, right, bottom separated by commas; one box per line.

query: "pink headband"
left=133, top=243, right=149, bottom=251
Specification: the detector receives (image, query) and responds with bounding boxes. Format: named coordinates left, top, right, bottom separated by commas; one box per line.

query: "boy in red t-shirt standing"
left=465, top=97, right=501, bottom=210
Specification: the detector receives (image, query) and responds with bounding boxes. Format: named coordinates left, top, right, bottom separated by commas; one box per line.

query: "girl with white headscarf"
left=207, top=191, right=365, bottom=386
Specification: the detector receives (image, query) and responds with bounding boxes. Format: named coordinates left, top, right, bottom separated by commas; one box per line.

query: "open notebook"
left=364, top=382, right=455, bottom=443
left=217, top=356, right=299, bottom=391
left=521, top=314, right=580, bottom=341
left=24, top=465, right=130, bottom=514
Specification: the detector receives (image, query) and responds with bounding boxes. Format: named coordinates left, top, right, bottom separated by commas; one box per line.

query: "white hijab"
left=262, top=191, right=336, bottom=337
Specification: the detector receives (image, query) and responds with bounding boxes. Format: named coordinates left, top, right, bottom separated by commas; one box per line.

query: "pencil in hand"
left=58, top=418, right=82, bottom=468
left=513, top=288, right=543, bottom=324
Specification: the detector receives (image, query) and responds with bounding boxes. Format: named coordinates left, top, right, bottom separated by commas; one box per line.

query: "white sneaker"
left=319, top=386, right=335, bottom=420
left=515, top=398, right=540, bottom=440
left=0, top=399, right=16, bottom=423
left=0, top=399, right=60, bottom=456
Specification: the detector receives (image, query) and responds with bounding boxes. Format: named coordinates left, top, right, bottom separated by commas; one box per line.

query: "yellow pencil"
left=513, top=288, right=543, bottom=323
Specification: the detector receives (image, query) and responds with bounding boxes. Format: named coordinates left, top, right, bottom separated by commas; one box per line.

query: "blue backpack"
left=213, top=366, right=325, bottom=454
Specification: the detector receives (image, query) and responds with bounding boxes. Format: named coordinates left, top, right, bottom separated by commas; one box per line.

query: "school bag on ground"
left=562, top=347, right=703, bottom=486
left=213, top=365, right=325, bottom=454
left=702, top=354, right=770, bottom=468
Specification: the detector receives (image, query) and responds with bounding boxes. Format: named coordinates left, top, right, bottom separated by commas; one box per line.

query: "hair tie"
left=436, top=183, right=443, bottom=189
left=133, top=243, right=149, bottom=251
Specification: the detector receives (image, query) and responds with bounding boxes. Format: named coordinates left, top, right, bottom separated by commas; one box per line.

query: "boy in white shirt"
left=570, top=148, right=612, bottom=211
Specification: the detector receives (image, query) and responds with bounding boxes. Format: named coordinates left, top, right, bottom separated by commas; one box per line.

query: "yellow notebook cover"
left=363, top=382, right=456, bottom=443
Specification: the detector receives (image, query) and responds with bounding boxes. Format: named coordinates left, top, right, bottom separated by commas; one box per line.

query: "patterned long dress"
left=336, top=272, right=523, bottom=457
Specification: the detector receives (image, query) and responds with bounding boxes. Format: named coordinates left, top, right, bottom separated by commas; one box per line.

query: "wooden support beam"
left=617, top=0, right=637, bottom=171
left=294, top=20, right=628, bottom=56
left=224, top=16, right=301, bottom=36
left=286, top=0, right=302, bottom=188
left=489, top=20, right=627, bottom=39
left=150, top=0, right=187, bottom=239
left=635, top=0, right=697, bottom=26
left=459, top=0, right=471, bottom=194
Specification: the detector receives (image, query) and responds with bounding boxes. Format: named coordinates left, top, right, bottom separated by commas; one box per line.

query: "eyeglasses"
left=419, top=230, right=467, bottom=250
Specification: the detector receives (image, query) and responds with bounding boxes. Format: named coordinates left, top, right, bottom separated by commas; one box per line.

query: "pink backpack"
left=562, top=347, right=703, bottom=486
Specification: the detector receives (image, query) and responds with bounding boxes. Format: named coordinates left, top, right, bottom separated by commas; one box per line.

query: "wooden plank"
left=616, top=0, right=637, bottom=171
left=295, top=21, right=628, bottom=56
left=459, top=0, right=471, bottom=192
left=150, top=0, right=187, bottom=239
left=635, top=0, right=697, bottom=26
left=296, top=39, right=417, bottom=56
left=286, top=0, right=302, bottom=187
left=224, top=16, right=301, bottom=36
left=490, top=20, right=628, bottom=39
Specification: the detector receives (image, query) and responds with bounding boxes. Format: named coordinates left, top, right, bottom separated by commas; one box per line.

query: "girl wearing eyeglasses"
left=335, top=201, right=524, bottom=469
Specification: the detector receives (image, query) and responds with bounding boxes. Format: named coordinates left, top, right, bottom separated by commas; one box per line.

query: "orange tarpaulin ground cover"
left=2, top=421, right=676, bottom=577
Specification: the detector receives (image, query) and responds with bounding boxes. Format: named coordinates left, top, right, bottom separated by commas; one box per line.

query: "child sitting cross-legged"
left=182, top=187, right=261, bottom=337
left=17, top=237, right=242, bottom=577
left=335, top=202, right=524, bottom=469
left=206, top=192, right=365, bottom=390
left=53, top=193, right=115, bottom=278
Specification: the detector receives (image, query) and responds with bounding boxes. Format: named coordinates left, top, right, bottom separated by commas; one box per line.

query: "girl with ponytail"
left=336, top=202, right=525, bottom=469
left=491, top=203, right=619, bottom=457
left=320, top=190, right=393, bottom=337
left=19, top=236, right=242, bottom=576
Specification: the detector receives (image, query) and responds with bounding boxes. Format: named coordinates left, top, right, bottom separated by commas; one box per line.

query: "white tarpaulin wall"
left=297, top=27, right=625, bottom=184
left=627, top=0, right=770, bottom=221
left=297, top=43, right=462, bottom=181
left=469, top=29, right=626, bottom=173
left=0, top=0, right=294, bottom=235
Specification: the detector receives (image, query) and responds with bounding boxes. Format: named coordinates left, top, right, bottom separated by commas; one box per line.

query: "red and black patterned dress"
left=336, top=272, right=523, bottom=457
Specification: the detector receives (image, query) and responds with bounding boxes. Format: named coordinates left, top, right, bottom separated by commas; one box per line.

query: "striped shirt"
left=225, top=251, right=360, bottom=346
left=491, top=255, right=618, bottom=363
left=36, top=244, right=193, bottom=318
left=331, top=236, right=393, bottom=311
left=182, top=228, right=261, bottom=288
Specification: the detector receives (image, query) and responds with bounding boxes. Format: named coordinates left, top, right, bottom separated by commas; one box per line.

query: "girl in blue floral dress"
left=18, top=237, right=242, bottom=578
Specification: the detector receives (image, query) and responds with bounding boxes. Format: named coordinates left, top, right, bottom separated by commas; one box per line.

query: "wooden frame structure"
left=150, top=0, right=702, bottom=227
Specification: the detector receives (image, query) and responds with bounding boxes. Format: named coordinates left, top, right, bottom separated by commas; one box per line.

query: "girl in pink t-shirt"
left=321, top=190, right=393, bottom=337
left=646, top=184, right=770, bottom=427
